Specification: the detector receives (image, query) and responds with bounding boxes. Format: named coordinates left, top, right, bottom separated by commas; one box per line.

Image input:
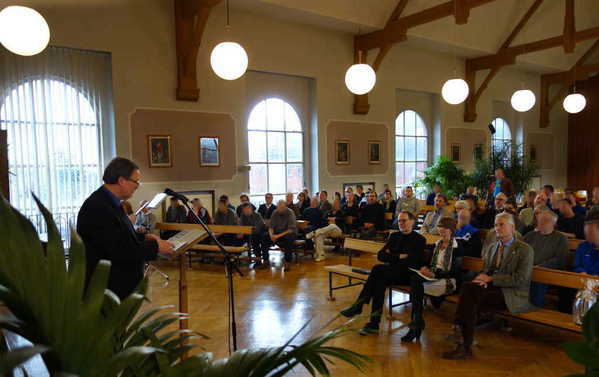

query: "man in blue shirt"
left=573, top=218, right=599, bottom=275
left=455, top=209, right=482, bottom=257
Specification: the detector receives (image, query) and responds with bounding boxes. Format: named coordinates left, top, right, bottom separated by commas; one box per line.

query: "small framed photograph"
left=451, top=143, right=461, bottom=162
left=336, top=139, right=350, bottom=165
left=368, top=140, right=382, bottom=164
left=473, top=143, right=483, bottom=161
left=199, top=137, right=220, bottom=167
left=147, top=135, right=172, bottom=168
left=529, top=144, right=537, bottom=163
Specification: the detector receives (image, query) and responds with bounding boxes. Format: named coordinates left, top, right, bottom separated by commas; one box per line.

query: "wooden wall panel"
left=0, top=130, right=8, bottom=200
left=568, top=75, right=599, bottom=191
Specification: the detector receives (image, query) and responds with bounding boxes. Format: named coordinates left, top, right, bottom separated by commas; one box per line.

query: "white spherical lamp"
left=344, top=63, right=376, bottom=95
left=210, top=41, right=248, bottom=80
left=441, top=78, right=469, bottom=105
left=0, top=6, right=50, bottom=56
left=510, top=89, right=536, bottom=112
left=563, top=93, right=587, bottom=114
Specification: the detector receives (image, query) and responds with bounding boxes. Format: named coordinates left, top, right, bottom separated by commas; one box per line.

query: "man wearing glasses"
left=77, top=157, right=174, bottom=299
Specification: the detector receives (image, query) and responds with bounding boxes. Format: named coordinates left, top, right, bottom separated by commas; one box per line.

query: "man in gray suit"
left=443, top=212, right=534, bottom=360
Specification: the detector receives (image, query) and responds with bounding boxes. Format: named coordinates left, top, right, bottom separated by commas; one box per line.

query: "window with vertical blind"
left=395, top=110, right=428, bottom=196
left=0, top=46, right=114, bottom=247
left=247, top=98, right=303, bottom=204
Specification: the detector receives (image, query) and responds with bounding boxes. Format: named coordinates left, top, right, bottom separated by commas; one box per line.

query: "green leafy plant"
left=414, top=155, right=471, bottom=200
left=563, top=302, right=599, bottom=377
left=0, top=195, right=371, bottom=376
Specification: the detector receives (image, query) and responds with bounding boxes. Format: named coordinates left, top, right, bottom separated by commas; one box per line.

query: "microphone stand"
left=178, top=197, right=242, bottom=353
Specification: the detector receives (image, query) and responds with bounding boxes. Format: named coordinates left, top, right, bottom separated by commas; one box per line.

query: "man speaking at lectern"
left=77, top=157, right=174, bottom=299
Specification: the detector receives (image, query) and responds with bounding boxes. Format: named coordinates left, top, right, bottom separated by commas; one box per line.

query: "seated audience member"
left=543, top=184, right=555, bottom=209
left=307, top=206, right=344, bottom=262
left=565, top=189, right=586, bottom=217
left=402, top=217, right=464, bottom=343
left=358, top=192, right=386, bottom=239
left=296, top=192, right=310, bottom=216
left=220, top=194, right=236, bottom=212
left=453, top=200, right=468, bottom=218
left=378, top=184, right=393, bottom=200
left=122, top=200, right=135, bottom=224
left=396, top=186, right=420, bottom=215
left=236, top=193, right=256, bottom=217
left=504, top=201, right=526, bottom=235
left=303, top=197, right=325, bottom=233
left=342, top=196, right=360, bottom=233
left=519, top=192, right=549, bottom=227
left=381, top=190, right=396, bottom=214
left=165, top=197, right=187, bottom=223
left=482, top=192, right=508, bottom=229
left=421, top=193, right=453, bottom=235
left=459, top=186, right=478, bottom=202
left=523, top=209, right=568, bottom=307
left=214, top=198, right=241, bottom=245
left=187, top=198, right=212, bottom=224
left=587, top=186, right=599, bottom=210
left=518, top=190, right=537, bottom=214
left=238, top=203, right=271, bottom=269
left=467, top=198, right=485, bottom=229
left=269, top=200, right=297, bottom=271
left=258, top=193, right=276, bottom=221
left=135, top=200, right=157, bottom=234
left=557, top=198, right=585, bottom=239
left=442, top=213, right=534, bottom=360
left=285, top=192, right=299, bottom=218
left=426, top=184, right=442, bottom=206
left=327, top=199, right=347, bottom=232
left=334, top=192, right=342, bottom=202
left=319, top=191, right=332, bottom=213
left=340, top=211, right=426, bottom=335
left=489, top=168, right=515, bottom=202
left=455, top=209, right=482, bottom=257
left=519, top=204, right=548, bottom=236
left=340, top=187, right=353, bottom=205
left=355, top=185, right=366, bottom=202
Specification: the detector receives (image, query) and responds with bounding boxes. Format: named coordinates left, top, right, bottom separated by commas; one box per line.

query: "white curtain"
left=0, top=46, right=115, bottom=245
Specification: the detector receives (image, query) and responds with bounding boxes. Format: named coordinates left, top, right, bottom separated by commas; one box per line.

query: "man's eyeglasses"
left=126, top=178, right=141, bottom=187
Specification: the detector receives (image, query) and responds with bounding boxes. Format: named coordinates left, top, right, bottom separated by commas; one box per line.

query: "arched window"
left=395, top=110, right=428, bottom=195
left=0, top=79, right=101, bottom=243
left=491, top=117, right=512, bottom=153
left=247, top=98, right=303, bottom=204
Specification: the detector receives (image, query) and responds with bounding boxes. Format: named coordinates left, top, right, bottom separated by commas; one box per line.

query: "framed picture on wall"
left=451, top=143, right=461, bottom=162
left=368, top=140, right=382, bottom=164
left=335, top=139, right=350, bottom=165
left=529, top=144, right=538, bottom=163
left=199, top=137, right=220, bottom=167
left=147, top=135, right=172, bottom=168
left=473, top=143, right=484, bottom=161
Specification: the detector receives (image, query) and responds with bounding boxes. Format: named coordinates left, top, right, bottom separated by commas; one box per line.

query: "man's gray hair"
left=495, top=212, right=515, bottom=225
left=540, top=209, right=558, bottom=223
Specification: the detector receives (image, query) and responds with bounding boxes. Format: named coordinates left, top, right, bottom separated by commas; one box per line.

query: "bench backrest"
left=384, top=212, right=393, bottom=220
left=156, top=223, right=253, bottom=235
left=343, top=238, right=383, bottom=254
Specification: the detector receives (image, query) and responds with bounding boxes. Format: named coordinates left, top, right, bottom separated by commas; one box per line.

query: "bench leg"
left=327, top=272, right=336, bottom=301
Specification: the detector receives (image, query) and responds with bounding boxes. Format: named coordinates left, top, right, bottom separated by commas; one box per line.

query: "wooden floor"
left=146, top=251, right=583, bottom=376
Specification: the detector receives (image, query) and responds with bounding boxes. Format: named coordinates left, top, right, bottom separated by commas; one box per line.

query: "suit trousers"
left=454, top=281, right=507, bottom=348
left=356, top=264, right=410, bottom=324
left=274, top=233, right=296, bottom=262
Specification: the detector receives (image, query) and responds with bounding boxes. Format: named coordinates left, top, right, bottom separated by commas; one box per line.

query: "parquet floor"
left=146, top=251, right=583, bottom=376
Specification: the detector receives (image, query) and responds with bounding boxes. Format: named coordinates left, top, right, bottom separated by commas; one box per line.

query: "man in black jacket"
left=340, top=211, right=426, bottom=334
left=77, top=157, right=174, bottom=300
left=258, top=193, right=276, bottom=221
left=358, top=192, right=386, bottom=239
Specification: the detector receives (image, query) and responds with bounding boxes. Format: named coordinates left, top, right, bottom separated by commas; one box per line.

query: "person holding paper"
left=401, top=217, right=464, bottom=343
left=339, top=211, right=426, bottom=335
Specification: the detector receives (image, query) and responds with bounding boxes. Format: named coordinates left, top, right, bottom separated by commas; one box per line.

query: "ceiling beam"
left=539, top=39, right=599, bottom=128
left=564, top=0, right=576, bottom=53
left=464, top=0, right=544, bottom=122
left=355, top=0, right=498, bottom=52
left=468, top=25, right=599, bottom=71
left=175, top=0, right=223, bottom=101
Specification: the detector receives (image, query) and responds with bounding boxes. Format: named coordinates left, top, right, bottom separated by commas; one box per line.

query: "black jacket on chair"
left=76, top=187, right=158, bottom=299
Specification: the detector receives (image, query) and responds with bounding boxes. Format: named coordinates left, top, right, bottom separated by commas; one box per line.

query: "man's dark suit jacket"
left=76, top=187, right=158, bottom=299
left=258, top=203, right=276, bottom=220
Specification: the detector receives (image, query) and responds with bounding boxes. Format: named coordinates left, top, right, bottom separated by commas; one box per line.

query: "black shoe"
left=340, top=304, right=363, bottom=318
left=358, top=322, right=379, bottom=336
left=401, top=328, right=422, bottom=343
left=442, top=345, right=473, bottom=360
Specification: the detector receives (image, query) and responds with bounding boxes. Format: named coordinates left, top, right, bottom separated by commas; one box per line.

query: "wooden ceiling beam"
left=355, top=0, right=498, bottom=51
left=175, top=0, right=223, bottom=101
left=563, top=0, right=576, bottom=53
left=463, top=0, right=544, bottom=122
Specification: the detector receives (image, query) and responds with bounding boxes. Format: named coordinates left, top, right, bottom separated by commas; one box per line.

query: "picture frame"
left=368, top=140, right=382, bottom=164
left=199, top=137, right=220, bottom=167
left=335, top=139, right=350, bottom=165
left=473, top=143, right=484, bottom=161
left=147, top=135, right=172, bottom=168
left=451, top=143, right=461, bottom=162
left=529, top=144, right=537, bottom=163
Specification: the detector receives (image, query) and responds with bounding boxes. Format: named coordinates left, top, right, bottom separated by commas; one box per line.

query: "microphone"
left=164, top=188, right=189, bottom=203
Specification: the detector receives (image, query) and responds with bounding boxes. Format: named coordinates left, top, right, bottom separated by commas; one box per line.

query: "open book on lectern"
left=167, top=229, right=207, bottom=252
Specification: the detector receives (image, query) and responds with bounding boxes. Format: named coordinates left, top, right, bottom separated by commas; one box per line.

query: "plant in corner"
left=414, top=155, right=471, bottom=200
left=0, top=195, right=371, bottom=376
left=563, top=301, right=599, bottom=377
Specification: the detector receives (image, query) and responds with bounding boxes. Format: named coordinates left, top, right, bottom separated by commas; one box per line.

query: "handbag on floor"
left=573, top=278, right=599, bottom=325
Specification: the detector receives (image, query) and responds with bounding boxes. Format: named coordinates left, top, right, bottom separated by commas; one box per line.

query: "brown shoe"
left=442, top=345, right=473, bottom=360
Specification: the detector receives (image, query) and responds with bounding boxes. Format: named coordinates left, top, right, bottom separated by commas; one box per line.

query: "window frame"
left=394, top=109, right=429, bottom=197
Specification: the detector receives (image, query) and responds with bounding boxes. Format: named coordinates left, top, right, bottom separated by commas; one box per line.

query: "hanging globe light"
left=441, top=78, right=469, bottom=105
left=510, top=89, right=536, bottom=112
left=0, top=6, right=50, bottom=56
left=345, top=63, right=376, bottom=95
left=563, top=93, right=587, bottom=114
left=210, top=41, right=248, bottom=80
